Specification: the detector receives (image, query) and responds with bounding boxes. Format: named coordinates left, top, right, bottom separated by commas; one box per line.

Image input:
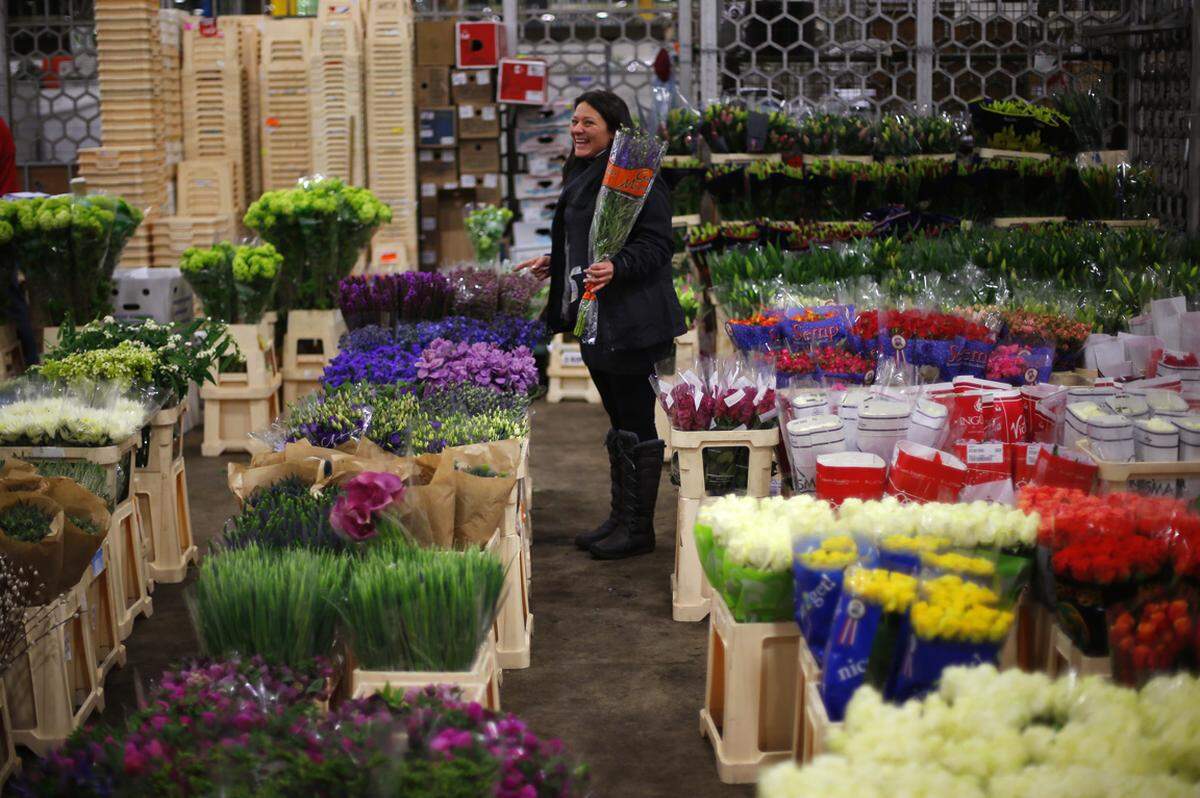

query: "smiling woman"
left=514, top=89, right=685, bottom=561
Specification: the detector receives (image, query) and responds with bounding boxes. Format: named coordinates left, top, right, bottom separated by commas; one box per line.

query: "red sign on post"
left=497, top=58, right=549, bottom=106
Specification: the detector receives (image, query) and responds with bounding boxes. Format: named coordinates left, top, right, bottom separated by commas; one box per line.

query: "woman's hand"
left=514, top=254, right=551, bottom=280
left=584, top=260, right=614, bottom=291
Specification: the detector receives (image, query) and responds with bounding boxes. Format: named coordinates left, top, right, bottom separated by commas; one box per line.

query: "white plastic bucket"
left=786, top=414, right=846, bottom=494
left=1087, top=413, right=1134, bottom=462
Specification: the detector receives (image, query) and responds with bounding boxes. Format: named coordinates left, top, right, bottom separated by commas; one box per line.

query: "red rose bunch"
left=1052, top=534, right=1168, bottom=584
left=775, top=350, right=815, bottom=375
left=853, top=309, right=993, bottom=343
left=1109, top=595, right=1195, bottom=685
left=668, top=382, right=715, bottom=431
left=713, top=386, right=758, bottom=429
left=774, top=346, right=872, bottom=378
left=853, top=309, right=880, bottom=340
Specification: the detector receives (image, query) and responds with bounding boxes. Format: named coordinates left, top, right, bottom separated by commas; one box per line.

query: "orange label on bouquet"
left=602, top=164, right=654, bottom=198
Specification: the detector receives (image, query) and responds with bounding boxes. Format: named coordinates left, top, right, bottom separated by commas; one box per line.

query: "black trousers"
left=588, top=368, right=658, bottom=442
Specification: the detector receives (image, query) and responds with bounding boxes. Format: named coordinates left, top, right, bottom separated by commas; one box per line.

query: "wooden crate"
left=790, top=636, right=822, bottom=762
left=109, top=497, right=154, bottom=640
left=1046, top=626, right=1111, bottom=678
left=282, top=308, right=345, bottom=377
left=1078, top=439, right=1200, bottom=494
left=0, top=681, right=17, bottom=790
left=672, top=496, right=713, bottom=622
left=494, top=523, right=532, bottom=670
left=3, top=588, right=103, bottom=756
left=799, top=678, right=840, bottom=763
left=176, top=159, right=238, bottom=215
left=150, top=213, right=239, bottom=267
left=132, top=404, right=196, bottom=584
left=350, top=641, right=501, bottom=711
left=672, top=427, right=779, bottom=501
left=216, top=320, right=279, bottom=389
left=159, top=9, right=186, bottom=157
left=201, top=374, right=284, bottom=457
left=546, top=334, right=600, bottom=404
left=699, top=592, right=801, bottom=783
left=260, top=18, right=315, bottom=191
left=674, top=329, right=698, bottom=371
left=77, top=538, right=126, bottom=685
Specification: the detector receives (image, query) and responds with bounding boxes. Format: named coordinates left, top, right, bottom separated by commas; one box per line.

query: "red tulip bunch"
left=851, top=309, right=993, bottom=343
left=1052, top=534, right=1168, bottom=585
left=774, top=346, right=872, bottom=378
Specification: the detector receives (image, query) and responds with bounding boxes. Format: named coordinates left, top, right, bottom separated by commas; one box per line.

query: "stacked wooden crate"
left=151, top=159, right=239, bottom=266
left=159, top=9, right=186, bottom=167
left=182, top=20, right=246, bottom=206
left=90, top=0, right=167, bottom=267
left=260, top=19, right=315, bottom=191
left=364, top=0, right=417, bottom=270
left=312, top=5, right=364, bottom=185
left=225, top=16, right=264, bottom=204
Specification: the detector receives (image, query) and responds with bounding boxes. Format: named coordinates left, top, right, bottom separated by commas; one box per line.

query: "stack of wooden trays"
left=260, top=19, right=315, bottom=191
left=364, top=0, right=417, bottom=269
left=159, top=9, right=186, bottom=166
left=76, top=146, right=164, bottom=269
left=91, top=0, right=168, bottom=267
left=312, top=5, right=364, bottom=185
left=223, top=15, right=264, bottom=204
left=151, top=214, right=238, bottom=268
left=182, top=20, right=247, bottom=208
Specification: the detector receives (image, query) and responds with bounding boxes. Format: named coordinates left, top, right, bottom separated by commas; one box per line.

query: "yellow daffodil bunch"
left=912, top=599, right=1013, bottom=643
left=920, top=574, right=999, bottom=608
left=921, top=550, right=997, bottom=579
left=798, top=535, right=858, bottom=570
left=879, top=533, right=949, bottom=555
left=844, top=568, right=917, bottom=613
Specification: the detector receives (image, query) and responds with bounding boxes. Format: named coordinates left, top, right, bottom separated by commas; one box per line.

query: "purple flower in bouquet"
left=338, top=324, right=396, bottom=354
left=330, top=471, right=405, bottom=543
left=498, top=271, right=541, bottom=317
left=713, top=387, right=757, bottom=429
left=414, top=338, right=475, bottom=386
left=321, top=343, right=421, bottom=388
left=396, top=272, right=453, bottom=321
left=415, top=338, right=537, bottom=393
left=449, top=267, right=501, bottom=321
left=397, top=315, right=549, bottom=351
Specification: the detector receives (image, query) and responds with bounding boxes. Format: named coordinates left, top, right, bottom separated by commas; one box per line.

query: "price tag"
left=421, top=182, right=437, bottom=198
left=724, top=389, right=746, bottom=407
left=561, top=350, right=584, bottom=367
left=92, top=547, right=105, bottom=577
left=451, top=72, right=468, bottom=86
left=419, top=150, right=433, bottom=162
left=1019, top=443, right=1040, bottom=466
left=760, top=407, right=779, bottom=423
left=476, top=71, right=491, bottom=85
left=482, top=106, right=497, bottom=121
left=967, top=443, right=1005, bottom=464
left=483, top=174, right=498, bottom=188
left=460, top=174, right=478, bottom=188
left=459, top=105, right=475, bottom=119
left=891, top=334, right=907, bottom=351
left=664, top=392, right=674, bottom=409
left=753, top=386, right=766, bottom=404
left=440, top=136, right=455, bottom=146
left=419, top=127, right=433, bottom=140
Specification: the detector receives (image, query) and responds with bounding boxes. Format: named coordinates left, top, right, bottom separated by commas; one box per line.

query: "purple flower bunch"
left=449, top=267, right=501, bottom=320
left=337, top=273, right=453, bottom=326
left=339, top=324, right=397, bottom=354
left=415, top=338, right=538, bottom=394
left=498, top=271, right=541, bottom=317
left=394, top=315, right=548, bottom=351
left=321, top=341, right=422, bottom=388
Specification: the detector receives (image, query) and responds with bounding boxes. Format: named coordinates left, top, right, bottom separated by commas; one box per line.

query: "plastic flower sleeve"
left=793, top=534, right=859, bottom=665
left=577, top=126, right=666, bottom=344
left=0, top=378, right=157, bottom=447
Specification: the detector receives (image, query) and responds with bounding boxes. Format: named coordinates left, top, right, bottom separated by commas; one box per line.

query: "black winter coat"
left=544, top=153, right=686, bottom=355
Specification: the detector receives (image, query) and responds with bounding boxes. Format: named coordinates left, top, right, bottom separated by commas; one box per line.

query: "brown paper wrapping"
left=431, top=444, right=517, bottom=549
left=0, top=492, right=65, bottom=604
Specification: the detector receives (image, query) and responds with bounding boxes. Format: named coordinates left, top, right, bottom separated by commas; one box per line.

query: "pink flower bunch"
left=668, top=382, right=716, bottom=431
left=986, top=343, right=1026, bottom=381
left=330, top=471, right=406, bottom=543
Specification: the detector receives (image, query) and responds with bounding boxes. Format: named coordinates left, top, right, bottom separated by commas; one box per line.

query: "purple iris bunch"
left=337, top=273, right=453, bottom=326
left=415, top=338, right=538, bottom=394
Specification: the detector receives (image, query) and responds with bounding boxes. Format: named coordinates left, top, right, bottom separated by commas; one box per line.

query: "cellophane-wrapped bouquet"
left=575, top=126, right=666, bottom=343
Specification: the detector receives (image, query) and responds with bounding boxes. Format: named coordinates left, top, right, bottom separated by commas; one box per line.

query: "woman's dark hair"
left=563, top=89, right=633, bottom=176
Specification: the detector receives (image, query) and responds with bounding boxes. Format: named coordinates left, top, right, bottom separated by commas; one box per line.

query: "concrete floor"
left=96, top=400, right=755, bottom=798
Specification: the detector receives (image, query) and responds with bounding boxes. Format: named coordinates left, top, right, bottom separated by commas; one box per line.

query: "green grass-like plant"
left=191, top=545, right=348, bottom=668
left=342, top=542, right=504, bottom=672
left=29, top=459, right=111, bottom=506
left=0, top=502, right=55, bottom=543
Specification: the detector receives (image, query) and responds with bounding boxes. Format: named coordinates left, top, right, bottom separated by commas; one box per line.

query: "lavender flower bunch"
left=282, top=389, right=372, bottom=449
left=414, top=338, right=538, bottom=394
left=576, top=126, right=666, bottom=341
left=449, top=267, right=501, bottom=321
left=397, top=272, right=452, bottom=322
left=498, top=271, right=541, bottom=317
left=338, top=324, right=397, bottom=354
left=393, top=315, right=548, bottom=352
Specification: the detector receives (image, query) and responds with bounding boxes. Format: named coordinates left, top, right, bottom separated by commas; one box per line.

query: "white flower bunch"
left=0, top=396, right=148, bottom=446
left=698, top=495, right=836, bottom=572
left=831, top=498, right=1038, bottom=549
left=759, top=665, right=1200, bottom=798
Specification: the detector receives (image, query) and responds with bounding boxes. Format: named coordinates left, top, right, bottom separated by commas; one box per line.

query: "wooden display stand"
left=1046, top=626, right=1111, bottom=678
left=1100, top=218, right=1159, bottom=228
left=495, top=500, right=533, bottom=670
left=282, top=309, right=346, bottom=406
left=546, top=334, right=600, bottom=404
left=0, top=682, right=16, bottom=790
left=3, top=588, right=103, bottom=756
left=133, top=409, right=197, bottom=584
left=978, top=148, right=1052, bottom=161
left=672, top=496, right=713, bottom=622
left=0, top=324, right=24, bottom=378
left=350, top=641, right=501, bottom=711
left=675, top=329, right=699, bottom=371
left=78, top=538, right=126, bottom=684
left=110, top=497, right=153, bottom=640
left=202, top=320, right=282, bottom=457
left=699, top=592, right=801, bottom=784
left=671, top=428, right=778, bottom=622
left=799, top=679, right=840, bottom=763
left=993, top=216, right=1067, bottom=228
left=802, top=153, right=874, bottom=164
left=1078, top=439, right=1200, bottom=494
left=791, top=636, right=823, bottom=762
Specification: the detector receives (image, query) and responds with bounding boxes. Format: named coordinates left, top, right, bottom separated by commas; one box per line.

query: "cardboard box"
left=457, top=104, right=500, bottom=140
left=516, top=127, right=566, bottom=154
left=419, top=231, right=439, bottom=269
left=516, top=104, right=572, bottom=131
left=474, top=177, right=503, bottom=206
left=514, top=173, right=561, bottom=200
left=414, top=66, right=451, bottom=107
left=418, top=149, right=458, bottom=185
left=513, top=220, right=552, bottom=251
left=418, top=108, right=457, bottom=148
left=459, top=140, right=501, bottom=175
left=456, top=21, right=506, bottom=69
left=420, top=196, right=439, bottom=235
left=416, top=20, right=457, bottom=66
left=451, top=69, right=495, bottom=105
left=527, top=152, right=567, bottom=176
left=520, top=196, right=559, bottom=222
left=497, top=59, right=548, bottom=105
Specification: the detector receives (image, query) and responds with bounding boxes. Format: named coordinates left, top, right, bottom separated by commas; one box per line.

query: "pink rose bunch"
left=330, top=471, right=406, bottom=543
